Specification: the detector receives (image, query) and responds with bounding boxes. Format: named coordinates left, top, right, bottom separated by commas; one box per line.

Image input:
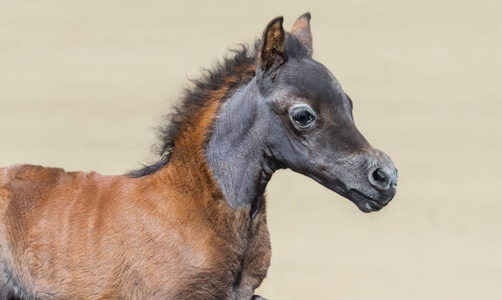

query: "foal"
left=0, top=13, right=397, bottom=299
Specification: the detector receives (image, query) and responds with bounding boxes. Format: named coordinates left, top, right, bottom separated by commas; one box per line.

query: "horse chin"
left=347, top=188, right=395, bottom=213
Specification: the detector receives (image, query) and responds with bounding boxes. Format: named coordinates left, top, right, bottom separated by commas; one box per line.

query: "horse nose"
left=368, top=167, right=397, bottom=192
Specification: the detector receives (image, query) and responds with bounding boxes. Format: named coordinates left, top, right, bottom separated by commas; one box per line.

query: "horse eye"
left=293, top=110, right=314, bottom=124
left=289, top=105, right=317, bottom=128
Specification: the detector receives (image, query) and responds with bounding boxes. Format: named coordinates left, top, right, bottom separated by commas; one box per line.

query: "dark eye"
left=289, top=105, right=317, bottom=128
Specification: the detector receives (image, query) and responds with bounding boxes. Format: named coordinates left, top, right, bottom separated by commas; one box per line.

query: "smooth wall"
left=1, top=1, right=501, bottom=299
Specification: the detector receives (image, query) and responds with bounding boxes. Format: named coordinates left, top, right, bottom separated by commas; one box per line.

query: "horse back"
left=0, top=164, right=101, bottom=233
left=1, top=164, right=65, bottom=221
left=0, top=165, right=68, bottom=297
left=0, top=164, right=124, bottom=298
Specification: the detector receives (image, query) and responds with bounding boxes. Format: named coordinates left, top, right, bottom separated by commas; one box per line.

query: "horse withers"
left=0, top=13, right=397, bottom=299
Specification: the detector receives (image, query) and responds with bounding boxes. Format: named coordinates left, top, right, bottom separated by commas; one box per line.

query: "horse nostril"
left=372, top=168, right=388, bottom=183
left=368, top=168, right=394, bottom=191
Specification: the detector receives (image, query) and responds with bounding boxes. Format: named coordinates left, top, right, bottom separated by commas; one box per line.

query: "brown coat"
left=0, top=77, right=270, bottom=300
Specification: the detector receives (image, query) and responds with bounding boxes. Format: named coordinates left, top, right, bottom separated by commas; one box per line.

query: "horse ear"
left=291, top=12, right=313, bottom=56
left=259, top=16, right=285, bottom=76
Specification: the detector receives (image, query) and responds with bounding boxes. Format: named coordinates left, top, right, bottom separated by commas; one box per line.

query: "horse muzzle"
left=349, top=165, right=398, bottom=212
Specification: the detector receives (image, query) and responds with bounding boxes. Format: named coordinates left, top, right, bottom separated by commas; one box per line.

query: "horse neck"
left=156, top=96, right=223, bottom=199
left=205, top=78, right=276, bottom=214
left=147, top=75, right=274, bottom=218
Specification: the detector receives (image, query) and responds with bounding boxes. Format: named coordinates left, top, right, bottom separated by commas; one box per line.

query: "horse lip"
left=350, top=189, right=379, bottom=201
left=349, top=189, right=387, bottom=212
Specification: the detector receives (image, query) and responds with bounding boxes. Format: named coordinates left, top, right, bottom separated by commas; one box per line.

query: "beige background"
left=1, top=1, right=501, bottom=299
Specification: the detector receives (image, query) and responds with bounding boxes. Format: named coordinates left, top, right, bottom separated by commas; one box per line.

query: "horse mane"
left=129, top=42, right=260, bottom=177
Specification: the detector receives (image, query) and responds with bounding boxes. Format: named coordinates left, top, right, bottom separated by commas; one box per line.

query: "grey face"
left=252, top=12, right=399, bottom=213
left=259, top=57, right=398, bottom=212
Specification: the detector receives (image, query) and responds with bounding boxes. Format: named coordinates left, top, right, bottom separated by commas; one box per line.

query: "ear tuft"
left=291, top=12, right=313, bottom=56
left=259, top=16, right=286, bottom=76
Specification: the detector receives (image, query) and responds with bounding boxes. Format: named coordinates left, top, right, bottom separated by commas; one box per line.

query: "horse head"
left=254, top=14, right=398, bottom=212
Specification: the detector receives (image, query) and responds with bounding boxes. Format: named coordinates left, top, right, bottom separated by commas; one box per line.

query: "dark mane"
left=129, top=42, right=260, bottom=177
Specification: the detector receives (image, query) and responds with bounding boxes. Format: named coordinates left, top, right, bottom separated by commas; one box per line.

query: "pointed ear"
left=291, top=12, right=313, bottom=56
left=259, top=16, right=285, bottom=76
